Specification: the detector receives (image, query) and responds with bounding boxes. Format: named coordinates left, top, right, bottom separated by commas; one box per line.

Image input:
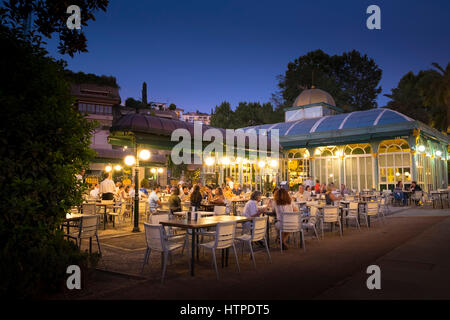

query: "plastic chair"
left=198, top=221, right=240, bottom=279
left=278, top=212, right=305, bottom=253
left=360, top=202, right=382, bottom=227
left=345, top=202, right=361, bottom=230
left=322, top=206, right=342, bottom=238
left=141, top=223, right=189, bottom=283
left=235, top=217, right=271, bottom=268
left=214, top=205, right=227, bottom=216
left=66, top=215, right=101, bottom=255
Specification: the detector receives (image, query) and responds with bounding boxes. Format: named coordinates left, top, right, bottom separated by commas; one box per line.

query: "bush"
left=0, top=26, right=96, bottom=298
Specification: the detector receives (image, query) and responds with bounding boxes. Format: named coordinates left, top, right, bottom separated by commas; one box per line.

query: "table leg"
left=266, top=217, right=270, bottom=249
left=191, top=229, right=196, bottom=276
left=221, top=249, right=225, bottom=268
left=225, top=248, right=229, bottom=267
left=368, top=216, right=371, bottom=228
left=341, top=210, right=344, bottom=235
left=104, top=207, right=107, bottom=230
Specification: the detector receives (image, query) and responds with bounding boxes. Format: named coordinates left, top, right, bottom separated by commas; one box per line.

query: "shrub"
left=0, top=26, right=96, bottom=298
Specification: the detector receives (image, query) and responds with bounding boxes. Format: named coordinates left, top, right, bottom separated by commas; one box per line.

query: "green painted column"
left=407, top=135, right=418, bottom=185
left=370, top=142, right=380, bottom=191
left=307, top=147, right=316, bottom=183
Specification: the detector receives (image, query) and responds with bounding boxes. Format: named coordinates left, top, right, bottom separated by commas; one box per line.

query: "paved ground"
left=52, top=205, right=450, bottom=300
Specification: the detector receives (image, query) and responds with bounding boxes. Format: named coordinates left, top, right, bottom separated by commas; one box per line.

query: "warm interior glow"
left=221, top=157, right=230, bottom=165
left=258, top=160, right=266, bottom=168
left=269, top=159, right=278, bottom=168
left=150, top=168, right=156, bottom=174
left=105, top=165, right=112, bottom=172
left=114, top=165, right=122, bottom=171
left=417, top=145, right=425, bottom=152
left=157, top=168, right=163, bottom=173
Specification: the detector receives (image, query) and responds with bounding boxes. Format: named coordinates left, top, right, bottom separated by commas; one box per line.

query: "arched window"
left=343, top=144, right=373, bottom=191
left=313, top=146, right=340, bottom=185
left=287, top=149, right=310, bottom=188
left=378, top=139, right=411, bottom=191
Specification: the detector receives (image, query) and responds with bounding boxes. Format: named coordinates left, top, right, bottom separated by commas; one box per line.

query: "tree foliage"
left=0, top=0, right=109, bottom=56
left=142, top=82, right=148, bottom=106
left=276, top=49, right=382, bottom=112
left=385, top=63, right=450, bottom=132
left=210, top=101, right=282, bottom=129
left=64, top=70, right=119, bottom=88
left=0, top=26, right=96, bottom=297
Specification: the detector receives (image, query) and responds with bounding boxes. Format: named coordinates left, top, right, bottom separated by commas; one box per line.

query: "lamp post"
left=124, top=149, right=151, bottom=233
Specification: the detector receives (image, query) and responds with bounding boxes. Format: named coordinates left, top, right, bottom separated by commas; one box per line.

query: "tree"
left=169, top=103, right=177, bottom=110
left=385, top=63, right=449, bottom=132
left=210, top=101, right=234, bottom=128
left=276, top=49, right=382, bottom=112
left=0, top=26, right=96, bottom=297
left=125, top=97, right=144, bottom=111
left=141, top=82, right=148, bottom=106
left=0, top=0, right=109, bottom=57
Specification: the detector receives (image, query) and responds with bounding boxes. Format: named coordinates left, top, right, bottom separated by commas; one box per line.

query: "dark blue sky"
left=47, top=0, right=450, bottom=113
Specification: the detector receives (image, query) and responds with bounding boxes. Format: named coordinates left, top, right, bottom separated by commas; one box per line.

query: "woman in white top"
left=274, top=188, right=298, bottom=250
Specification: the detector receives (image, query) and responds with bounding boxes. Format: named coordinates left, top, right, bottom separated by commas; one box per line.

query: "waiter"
left=99, top=172, right=116, bottom=200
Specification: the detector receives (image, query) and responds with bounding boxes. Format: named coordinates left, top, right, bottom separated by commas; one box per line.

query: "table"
left=431, top=191, right=448, bottom=209
left=173, top=211, right=215, bottom=218
left=160, top=215, right=251, bottom=276
left=63, top=213, right=84, bottom=234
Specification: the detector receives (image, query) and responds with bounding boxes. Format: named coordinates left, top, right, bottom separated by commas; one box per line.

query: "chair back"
left=345, top=195, right=355, bottom=201
left=181, top=202, right=190, bottom=211
left=150, top=213, right=169, bottom=225
left=251, top=216, right=267, bottom=242
left=144, top=223, right=166, bottom=251
left=413, top=191, right=423, bottom=200
left=367, top=202, right=379, bottom=216
left=280, top=212, right=301, bottom=233
left=78, top=215, right=99, bottom=239
left=323, top=206, right=339, bottom=223
left=82, top=203, right=96, bottom=215
left=235, top=204, right=245, bottom=216
left=214, top=205, right=227, bottom=216
left=214, top=221, right=237, bottom=249
left=348, top=201, right=358, bottom=217
left=309, top=206, right=318, bottom=217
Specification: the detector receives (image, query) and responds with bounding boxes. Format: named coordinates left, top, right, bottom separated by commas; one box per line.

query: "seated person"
left=168, top=188, right=181, bottom=213
left=224, top=186, right=234, bottom=199
left=393, top=181, right=406, bottom=205
left=232, top=183, right=242, bottom=196
left=190, top=185, right=203, bottom=210
left=242, top=191, right=266, bottom=234
left=273, top=188, right=298, bottom=250
left=294, top=184, right=310, bottom=201
left=340, top=184, right=349, bottom=197
left=325, top=184, right=342, bottom=205
left=148, top=185, right=162, bottom=212
left=410, top=181, right=422, bottom=205
left=208, top=187, right=225, bottom=205
left=181, top=186, right=191, bottom=202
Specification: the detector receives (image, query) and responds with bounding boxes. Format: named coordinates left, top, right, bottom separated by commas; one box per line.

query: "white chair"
left=345, top=202, right=361, bottom=230
left=214, top=205, right=227, bottom=216
left=107, top=204, right=124, bottom=227
left=302, top=206, right=320, bottom=241
left=66, top=215, right=101, bottom=255
left=235, top=217, right=271, bottom=268
left=141, top=223, right=189, bottom=283
left=199, top=221, right=240, bottom=279
left=322, top=206, right=342, bottom=238
left=360, top=202, right=382, bottom=227
left=277, top=212, right=305, bottom=253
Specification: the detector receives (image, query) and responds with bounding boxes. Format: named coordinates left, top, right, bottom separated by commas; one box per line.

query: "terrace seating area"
left=60, top=186, right=450, bottom=284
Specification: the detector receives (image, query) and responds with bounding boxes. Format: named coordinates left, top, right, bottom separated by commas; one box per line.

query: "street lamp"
left=105, top=165, right=112, bottom=172
left=114, top=165, right=122, bottom=171
left=124, top=148, right=151, bottom=232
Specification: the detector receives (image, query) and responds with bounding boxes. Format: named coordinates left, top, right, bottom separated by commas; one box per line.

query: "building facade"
left=182, top=112, right=211, bottom=125
left=241, top=88, right=449, bottom=192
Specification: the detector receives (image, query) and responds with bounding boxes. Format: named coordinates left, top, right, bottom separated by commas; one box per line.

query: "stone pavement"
left=317, top=206, right=450, bottom=299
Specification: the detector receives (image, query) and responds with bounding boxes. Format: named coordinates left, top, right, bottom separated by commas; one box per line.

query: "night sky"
left=46, top=0, right=450, bottom=113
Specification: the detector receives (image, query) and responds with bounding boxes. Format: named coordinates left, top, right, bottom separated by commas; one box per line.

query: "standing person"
left=190, top=185, right=203, bottom=210
left=226, top=177, right=234, bottom=189
left=99, top=172, right=115, bottom=200
left=148, top=185, right=162, bottom=212
left=314, top=180, right=321, bottom=193
left=274, top=188, right=298, bottom=250
left=168, top=188, right=182, bottom=213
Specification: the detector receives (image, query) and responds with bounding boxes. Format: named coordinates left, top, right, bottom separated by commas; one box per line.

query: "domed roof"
left=293, top=87, right=336, bottom=107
